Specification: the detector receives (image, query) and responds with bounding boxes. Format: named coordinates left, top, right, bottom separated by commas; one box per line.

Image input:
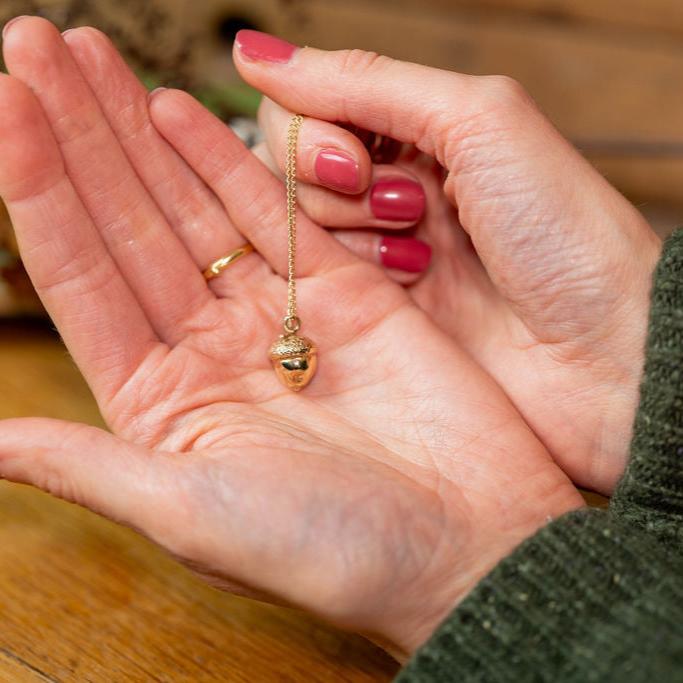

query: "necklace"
left=268, top=114, right=318, bottom=392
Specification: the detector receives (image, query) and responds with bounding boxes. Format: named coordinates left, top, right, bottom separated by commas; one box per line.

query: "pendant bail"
left=283, top=315, right=302, bottom=334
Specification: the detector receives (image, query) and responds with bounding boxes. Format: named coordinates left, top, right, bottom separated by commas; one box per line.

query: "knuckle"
left=482, top=74, right=532, bottom=111
left=52, top=98, right=101, bottom=146
left=336, top=48, right=393, bottom=79
left=115, top=98, right=152, bottom=142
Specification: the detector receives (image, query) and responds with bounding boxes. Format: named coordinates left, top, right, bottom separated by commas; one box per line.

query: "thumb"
left=233, top=30, right=476, bottom=160
left=0, top=418, right=176, bottom=536
left=233, top=31, right=660, bottom=340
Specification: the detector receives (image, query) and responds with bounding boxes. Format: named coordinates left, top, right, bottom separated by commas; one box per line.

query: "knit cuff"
left=396, top=508, right=683, bottom=683
left=612, top=227, right=683, bottom=545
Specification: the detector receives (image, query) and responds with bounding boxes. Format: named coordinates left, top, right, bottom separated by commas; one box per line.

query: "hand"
left=0, top=18, right=582, bottom=657
left=235, top=31, right=663, bottom=494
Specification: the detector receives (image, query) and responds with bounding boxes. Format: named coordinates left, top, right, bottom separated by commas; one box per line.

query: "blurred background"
left=1, top=0, right=683, bottom=315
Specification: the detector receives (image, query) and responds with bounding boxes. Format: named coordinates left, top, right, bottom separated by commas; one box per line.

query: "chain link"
left=284, top=114, right=304, bottom=334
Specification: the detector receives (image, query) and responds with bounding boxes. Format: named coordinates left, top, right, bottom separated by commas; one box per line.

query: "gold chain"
left=269, top=112, right=317, bottom=392
left=284, top=113, right=304, bottom=335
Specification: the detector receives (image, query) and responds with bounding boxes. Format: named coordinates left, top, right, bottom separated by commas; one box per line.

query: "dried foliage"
left=0, top=0, right=197, bottom=88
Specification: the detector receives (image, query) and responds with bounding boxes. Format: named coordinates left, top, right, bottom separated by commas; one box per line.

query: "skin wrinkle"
left=315, top=300, right=410, bottom=384
left=22, top=226, right=107, bottom=294
left=48, top=95, right=103, bottom=148
left=180, top=443, right=384, bottom=561
left=1, top=156, right=66, bottom=206
left=75, top=157, right=137, bottom=206
left=161, top=389, right=444, bottom=502
left=222, top=175, right=284, bottom=237
left=334, top=50, right=391, bottom=128
left=391, top=423, right=483, bottom=647
left=163, top=410, right=246, bottom=453
left=92, top=191, right=154, bottom=251
left=144, top=159, right=227, bottom=247
left=113, top=346, right=279, bottom=446
left=324, top=381, right=522, bottom=497
left=180, top=106, right=249, bottom=184
left=410, top=95, right=453, bottom=163
left=103, top=342, right=172, bottom=429
left=445, top=129, right=519, bottom=193
left=99, top=86, right=151, bottom=145
left=332, top=488, right=439, bottom=611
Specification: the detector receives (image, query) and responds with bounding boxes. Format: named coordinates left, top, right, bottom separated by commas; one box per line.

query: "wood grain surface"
left=0, top=320, right=398, bottom=682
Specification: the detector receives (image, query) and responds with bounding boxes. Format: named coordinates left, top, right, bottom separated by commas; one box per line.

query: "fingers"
left=253, top=142, right=432, bottom=281
left=0, top=417, right=178, bottom=540
left=233, top=31, right=472, bottom=156
left=331, top=230, right=431, bottom=284
left=251, top=142, right=431, bottom=279
left=258, top=96, right=372, bottom=194
left=149, top=88, right=357, bottom=278
left=61, top=27, right=267, bottom=296
left=3, top=17, right=213, bottom=345
left=233, top=30, right=661, bottom=342
left=0, top=72, right=162, bottom=402
left=252, top=141, right=426, bottom=229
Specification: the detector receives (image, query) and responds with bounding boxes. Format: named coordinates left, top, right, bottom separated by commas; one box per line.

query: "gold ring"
left=203, top=244, right=255, bottom=280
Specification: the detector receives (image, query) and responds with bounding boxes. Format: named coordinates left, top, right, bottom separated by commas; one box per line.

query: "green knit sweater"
left=398, top=228, right=683, bottom=682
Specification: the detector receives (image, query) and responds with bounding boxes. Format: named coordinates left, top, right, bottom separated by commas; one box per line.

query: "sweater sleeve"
left=611, top=228, right=683, bottom=547
left=396, top=229, right=683, bottom=683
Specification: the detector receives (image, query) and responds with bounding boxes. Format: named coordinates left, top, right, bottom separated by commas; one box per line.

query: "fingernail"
left=148, top=86, right=168, bottom=101
left=3, top=15, right=29, bottom=39
left=314, top=149, right=360, bottom=192
left=370, top=177, right=425, bottom=222
left=235, top=29, right=298, bottom=64
left=380, top=236, right=432, bottom=273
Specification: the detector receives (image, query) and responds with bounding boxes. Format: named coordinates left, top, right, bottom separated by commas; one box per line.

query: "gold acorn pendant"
left=269, top=329, right=318, bottom=392
left=271, top=114, right=318, bottom=392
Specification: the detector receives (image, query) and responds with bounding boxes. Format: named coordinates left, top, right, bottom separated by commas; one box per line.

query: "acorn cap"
left=269, top=334, right=317, bottom=360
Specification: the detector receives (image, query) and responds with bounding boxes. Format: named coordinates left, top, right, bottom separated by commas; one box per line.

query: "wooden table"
left=0, top=320, right=398, bottom=682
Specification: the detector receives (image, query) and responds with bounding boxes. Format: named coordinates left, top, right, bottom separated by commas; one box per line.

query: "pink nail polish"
left=3, top=15, right=29, bottom=39
left=371, top=177, right=426, bottom=222
left=314, top=149, right=360, bottom=192
left=235, top=29, right=298, bottom=64
left=380, top=237, right=432, bottom=273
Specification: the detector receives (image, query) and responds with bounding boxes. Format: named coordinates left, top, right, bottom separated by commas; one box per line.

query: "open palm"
left=0, top=18, right=581, bottom=655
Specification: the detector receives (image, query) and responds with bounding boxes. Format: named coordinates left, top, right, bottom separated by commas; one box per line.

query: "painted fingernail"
left=380, top=236, right=432, bottom=273
left=3, top=15, right=29, bottom=39
left=314, top=149, right=360, bottom=192
left=370, top=177, right=426, bottom=222
left=235, top=29, right=298, bottom=64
